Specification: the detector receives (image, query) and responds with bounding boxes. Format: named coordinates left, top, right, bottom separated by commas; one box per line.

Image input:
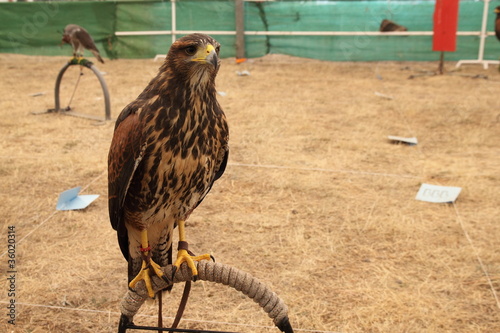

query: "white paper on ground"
left=374, top=91, right=393, bottom=99
left=415, top=183, right=462, bottom=203
left=388, top=135, right=418, bottom=145
left=56, top=186, right=99, bottom=211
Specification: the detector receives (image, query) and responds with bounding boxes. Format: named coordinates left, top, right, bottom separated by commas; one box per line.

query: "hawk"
left=495, top=6, right=500, bottom=41
left=108, top=33, right=229, bottom=305
left=380, top=19, right=407, bottom=32
left=62, top=24, right=104, bottom=64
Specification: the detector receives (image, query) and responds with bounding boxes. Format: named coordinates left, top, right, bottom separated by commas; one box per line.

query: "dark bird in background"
left=380, top=19, right=408, bottom=32
left=61, top=24, right=104, bottom=63
left=495, top=6, right=500, bottom=41
left=108, top=33, right=229, bottom=307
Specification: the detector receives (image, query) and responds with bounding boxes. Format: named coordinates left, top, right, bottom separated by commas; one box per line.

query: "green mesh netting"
left=0, top=0, right=499, bottom=61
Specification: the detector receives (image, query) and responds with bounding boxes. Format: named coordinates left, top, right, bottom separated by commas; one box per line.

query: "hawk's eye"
left=215, top=46, right=220, bottom=54
left=185, top=46, right=197, bottom=56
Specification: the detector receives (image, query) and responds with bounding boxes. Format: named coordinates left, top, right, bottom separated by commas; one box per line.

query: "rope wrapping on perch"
left=120, top=260, right=293, bottom=333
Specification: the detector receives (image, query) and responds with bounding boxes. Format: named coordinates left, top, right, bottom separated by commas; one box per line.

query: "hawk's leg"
left=69, top=53, right=85, bottom=66
left=71, top=53, right=83, bottom=61
left=129, top=229, right=165, bottom=298
left=173, top=220, right=214, bottom=281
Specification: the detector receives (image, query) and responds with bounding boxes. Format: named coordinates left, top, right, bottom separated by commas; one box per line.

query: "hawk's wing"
left=194, top=144, right=229, bottom=210
left=73, top=27, right=104, bottom=63
left=496, top=17, right=500, bottom=41
left=214, top=147, right=229, bottom=183
left=74, top=28, right=100, bottom=53
left=108, top=105, right=145, bottom=260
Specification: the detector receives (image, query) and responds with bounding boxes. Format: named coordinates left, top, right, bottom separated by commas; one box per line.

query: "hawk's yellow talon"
left=173, top=249, right=212, bottom=279
left=129, top=257, right=164, bottom=298
left=173, top=220, right=212, bottom=280
left=150, top=259, right=165, bottom=278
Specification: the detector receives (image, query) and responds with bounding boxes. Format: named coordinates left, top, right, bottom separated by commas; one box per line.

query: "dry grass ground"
left=0, top=53, right=499, bottom=333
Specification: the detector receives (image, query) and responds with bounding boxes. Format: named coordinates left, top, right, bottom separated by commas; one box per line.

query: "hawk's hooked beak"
left=192, top=44, right=219, bottom=69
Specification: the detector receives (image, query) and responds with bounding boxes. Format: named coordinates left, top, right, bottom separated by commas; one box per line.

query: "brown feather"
left=496, top=15, right=500, bottom=41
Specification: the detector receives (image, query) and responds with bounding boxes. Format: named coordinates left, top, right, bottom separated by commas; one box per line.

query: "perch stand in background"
left=33, top=58, right=111, bottom=122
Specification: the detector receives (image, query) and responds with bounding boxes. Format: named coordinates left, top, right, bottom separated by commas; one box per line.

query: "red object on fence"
left=432, top=0, right=460, bottom=52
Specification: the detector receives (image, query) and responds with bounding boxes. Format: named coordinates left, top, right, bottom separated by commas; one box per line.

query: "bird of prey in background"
left=62, top=24, right=104, bottom=64
left=380, top=19, right=407, bottom=32
left=108, top=33, right=229, bottom=310
left=495, top=6, right=500, bottom=41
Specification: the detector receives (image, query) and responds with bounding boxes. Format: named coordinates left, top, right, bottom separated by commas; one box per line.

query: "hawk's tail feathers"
left=91, top=49, right=104, bottom=64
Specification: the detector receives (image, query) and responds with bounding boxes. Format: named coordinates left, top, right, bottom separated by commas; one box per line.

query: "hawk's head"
left=61, top=34, right=71, bottom=44
left=165, top=34, right=221, bottom=87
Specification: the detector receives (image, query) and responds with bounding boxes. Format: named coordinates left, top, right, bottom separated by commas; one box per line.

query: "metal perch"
left=119, top=260, right=294, bottom=333
left=49, top=58, right=111, bottom=121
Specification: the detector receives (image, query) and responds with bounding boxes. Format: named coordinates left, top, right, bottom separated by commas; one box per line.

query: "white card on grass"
left=56, top=186, right=99, bottom=211
left=415, top=183, right=461, bottom=203
left=388, top=135, right=418, bottom=145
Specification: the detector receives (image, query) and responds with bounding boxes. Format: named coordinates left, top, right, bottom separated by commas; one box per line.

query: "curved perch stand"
left=47, top=58, right=111, bottom=122
left=119, top=260, right=294, bottom=333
